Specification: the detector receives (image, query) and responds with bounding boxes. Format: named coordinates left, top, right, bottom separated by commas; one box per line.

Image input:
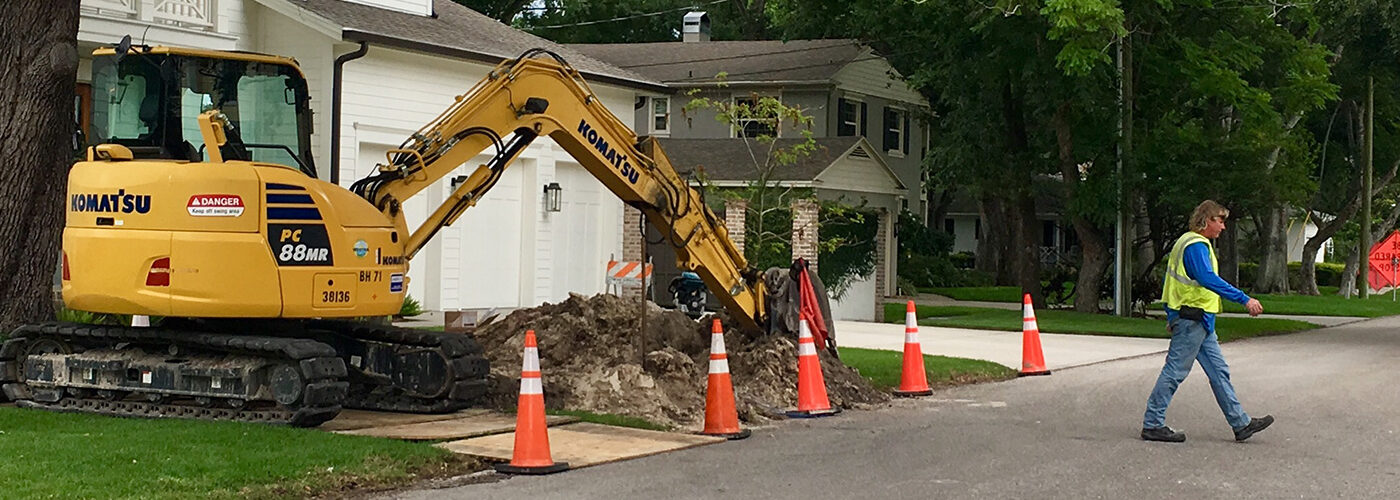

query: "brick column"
left=724, top=199, right=748, bottom=256
left=621, top=205, right=645, bottom=299
left=791, top=199, right=819, bottom=272
left=875, top=208, right=893, bottom=299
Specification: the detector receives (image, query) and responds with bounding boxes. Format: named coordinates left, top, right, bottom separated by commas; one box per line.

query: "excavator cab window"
left=89, top=52, right=316, bottom=177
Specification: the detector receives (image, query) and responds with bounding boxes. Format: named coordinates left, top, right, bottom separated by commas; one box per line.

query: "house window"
left=975, top=219, right=981, bottom=240
left=837, top=98, right=864, bottom=137
left=651, top=97, right=670, bottom=134
left=883, top=107, right=909, bottom=156
left=734, top=95, right=778, bottom=138
left=1042, top=221, right=1056, bottom=247
left=944, top=218, right=955, bottom=234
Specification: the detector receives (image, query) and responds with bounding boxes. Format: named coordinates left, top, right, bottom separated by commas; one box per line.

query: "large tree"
left=0, top=1, right=81, bottom=333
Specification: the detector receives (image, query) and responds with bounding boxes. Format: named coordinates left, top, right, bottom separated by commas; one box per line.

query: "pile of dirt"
left=470, top=293, right=889, bottom=430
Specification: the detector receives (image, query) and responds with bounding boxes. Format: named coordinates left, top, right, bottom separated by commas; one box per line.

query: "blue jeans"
left=1143, top=318, right=1250, bottom=430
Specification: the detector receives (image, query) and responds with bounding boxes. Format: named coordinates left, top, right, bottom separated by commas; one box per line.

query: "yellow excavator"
left=0, top=40, right=832, bottom=426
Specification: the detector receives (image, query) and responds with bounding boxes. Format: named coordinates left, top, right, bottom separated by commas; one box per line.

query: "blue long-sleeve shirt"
left=1164, top=241, right=1252, bottom=333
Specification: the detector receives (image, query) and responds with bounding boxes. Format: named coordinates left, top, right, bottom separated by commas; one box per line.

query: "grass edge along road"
left=921, top=285, right=1400, bottom=318
left=0, top=407, right=480, bottom=499
left=839, top=347, right=1017, bottom=389
left=883, top=303, right=1318, bottom=343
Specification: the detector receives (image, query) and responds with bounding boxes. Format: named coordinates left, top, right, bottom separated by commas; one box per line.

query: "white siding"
left=830, top=273, right=877, bottom=321
left=814, top=156, right=903, bottom=195
left=342, top=0, right=433, bottom=17
left=832, top=52, right=928, bottom=107
left=79, top=0, right=245, bottom=50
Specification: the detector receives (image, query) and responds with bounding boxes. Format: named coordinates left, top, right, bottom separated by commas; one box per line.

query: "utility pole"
left=1115, top=27, right=1134, bottom=316
left=1361, top=77, right=1374, bottom=299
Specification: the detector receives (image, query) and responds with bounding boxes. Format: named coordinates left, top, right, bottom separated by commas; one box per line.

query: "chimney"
left=683, top=12, right=710, bottom=42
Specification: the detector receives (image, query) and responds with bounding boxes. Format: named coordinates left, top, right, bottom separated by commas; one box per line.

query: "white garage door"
left=448, top=159, right=525, bottom=309
left=549, top=161, right=617, bottom=301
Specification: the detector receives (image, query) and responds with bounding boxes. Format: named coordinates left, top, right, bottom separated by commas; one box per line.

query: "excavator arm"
left=350, top=49, right=769, bottom=332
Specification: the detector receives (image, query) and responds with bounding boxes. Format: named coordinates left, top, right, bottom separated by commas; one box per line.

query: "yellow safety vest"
left=1161, top=231, right=1222, bottom=313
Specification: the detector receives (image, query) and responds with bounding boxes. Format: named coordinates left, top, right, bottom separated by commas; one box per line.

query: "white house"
left=75, top=0, right=666, bottom=313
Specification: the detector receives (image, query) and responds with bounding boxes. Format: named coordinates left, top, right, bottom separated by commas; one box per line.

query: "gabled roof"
left=570, top=39, right=865, bottom=85
left=657, top=137, right=905, bottom=192
left=254, top=0, right=666, bottom=92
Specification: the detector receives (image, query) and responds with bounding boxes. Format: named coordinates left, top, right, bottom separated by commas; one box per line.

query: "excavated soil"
left=470, top=293, right=889, bottom=430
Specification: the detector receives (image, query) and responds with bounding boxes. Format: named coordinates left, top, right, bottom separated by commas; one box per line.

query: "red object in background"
left=1366, top=231, right=1400, bottom=291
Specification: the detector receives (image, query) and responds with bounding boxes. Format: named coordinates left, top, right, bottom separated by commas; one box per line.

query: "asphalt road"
left=387, top=315, right=1400, bottom=499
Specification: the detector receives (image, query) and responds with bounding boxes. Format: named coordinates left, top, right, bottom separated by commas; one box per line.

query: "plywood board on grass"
left=320, top=409, right=491, bottom=432
left=335, top=413, right=579, bottom=440
left=437, top=422, right=725, bottom=468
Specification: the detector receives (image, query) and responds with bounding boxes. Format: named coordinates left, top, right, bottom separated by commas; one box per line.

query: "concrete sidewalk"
left=889, top=294, right=1365, bottom=327
left=836, top=320, right=1169, bottom=372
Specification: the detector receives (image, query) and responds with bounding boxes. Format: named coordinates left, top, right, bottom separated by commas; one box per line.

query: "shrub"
left=399, top=294, right=424, bottom=317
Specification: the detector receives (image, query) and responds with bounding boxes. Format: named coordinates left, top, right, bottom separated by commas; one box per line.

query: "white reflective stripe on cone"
left=710, top=333, right=726, bottom=354
left=1023, top=304, right=1033, bottom=316
left=520, top=377, right=543, bottom=395
left=905, top=312, right=917, bottom=326
left=523, top=348, right=540, bottom=371
left=798, top=320, right=812, bottom=339
left=797, top=340, right=818, bottom=356
left=709, top=359, right=730, bottom=374
left=905, top=333, right=919, bottom=344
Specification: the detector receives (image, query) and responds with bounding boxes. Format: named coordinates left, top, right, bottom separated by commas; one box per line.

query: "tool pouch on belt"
left=1178, top=305, right=1206, bottom=321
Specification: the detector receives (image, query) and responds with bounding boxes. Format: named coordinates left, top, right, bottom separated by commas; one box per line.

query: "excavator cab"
left=88, top=41, right=315, bottom=174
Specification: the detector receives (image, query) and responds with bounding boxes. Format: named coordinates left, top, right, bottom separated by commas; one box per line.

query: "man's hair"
left=1190, top=200, right=1230, bottom=232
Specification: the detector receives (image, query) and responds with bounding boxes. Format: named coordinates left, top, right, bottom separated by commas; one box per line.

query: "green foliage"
left=398, top=294, right=424, bottom=318
left=816, top=201, right=878, bottom=299
left=1241, top=261, right=1349, bottom=289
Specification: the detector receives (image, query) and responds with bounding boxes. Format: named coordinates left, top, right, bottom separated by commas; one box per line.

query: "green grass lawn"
left=0, top=408, right=474, bottom=499
left=1213, top=290, right=1400, bottom=317
left=917, top=286, right=1022, bottom=302
left=839, top=347, right=1016, bottom=389
left=882, top=303, right=1318, bottom=342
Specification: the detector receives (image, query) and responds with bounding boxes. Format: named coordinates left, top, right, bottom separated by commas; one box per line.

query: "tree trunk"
left=976, top=194, right=1015, bottom=285
left=1255, top=206, right=1290, bottom=294
left=1050, top=103, right=1109, bottom=312
left=1216, top=221, right=1239, bottom=284
left=0, top=1, right=81, bottom=334
left=1339, top=193, right=1400, bottom=296
left=1013, top=190, right=1044, bottom=307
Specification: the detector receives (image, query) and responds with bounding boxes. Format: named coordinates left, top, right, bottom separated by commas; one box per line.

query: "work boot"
left=1233, top=415, right=1274, bottom=441
left=1140, top=426, right=1186, bottom=443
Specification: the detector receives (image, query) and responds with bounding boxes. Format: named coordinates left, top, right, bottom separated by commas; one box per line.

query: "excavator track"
left=0, top=322, right=347, bottom=427
left=304, top=321, right=490, bottom=414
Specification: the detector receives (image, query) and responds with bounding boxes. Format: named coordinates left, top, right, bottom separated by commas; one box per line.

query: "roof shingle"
left=570, top=39, right=865, bottom=85
left=275, top=0, right=665, bottom=91
left=657, top=137, right=860, bottom=182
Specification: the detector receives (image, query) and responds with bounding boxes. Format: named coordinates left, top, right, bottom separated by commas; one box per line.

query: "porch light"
left=544, top=182, right=562, bottom=212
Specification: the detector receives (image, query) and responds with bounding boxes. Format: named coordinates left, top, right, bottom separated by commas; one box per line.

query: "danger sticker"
left=187, top=195, right=245, bottom=217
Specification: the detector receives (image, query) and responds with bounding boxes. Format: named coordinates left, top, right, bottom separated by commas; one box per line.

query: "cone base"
left=893, top=388, right=934, bottom=397
left=1018, top=369, right=1052, bottom=377
left=785, top=407, right=841, bottom=419
left=698, top=428, right=752, bottom=440
left=495, top=461, right=571, bottom=475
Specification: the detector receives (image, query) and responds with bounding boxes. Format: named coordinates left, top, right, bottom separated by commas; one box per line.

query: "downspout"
left=331, top=41, right=369, bottom=185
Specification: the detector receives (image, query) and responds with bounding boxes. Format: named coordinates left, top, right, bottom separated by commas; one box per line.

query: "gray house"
left=572, top=16, right=929, bottom=319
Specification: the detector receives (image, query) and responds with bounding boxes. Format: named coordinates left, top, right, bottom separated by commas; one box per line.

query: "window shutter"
left=860, top=102, right=868, bottom=138
left=903, top=115, right=911, bottom=154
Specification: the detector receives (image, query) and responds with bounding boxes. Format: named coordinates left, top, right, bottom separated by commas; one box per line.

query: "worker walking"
left=1142, top=200, right=1273, bottom=443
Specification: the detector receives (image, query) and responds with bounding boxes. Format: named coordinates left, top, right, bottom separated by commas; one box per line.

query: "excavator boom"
left=355, top=49, right=770, bottom=332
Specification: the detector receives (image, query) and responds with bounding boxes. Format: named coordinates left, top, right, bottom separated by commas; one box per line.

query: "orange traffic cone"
left=1019, top=294, right=1051, bottom=377
left=495, top=330, right=570, bottom=475
left=894, top=300, right=933, bottom=397
left=701, top=319, right=751, bottom=440
left=786, top=318, right=840, bottom=418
